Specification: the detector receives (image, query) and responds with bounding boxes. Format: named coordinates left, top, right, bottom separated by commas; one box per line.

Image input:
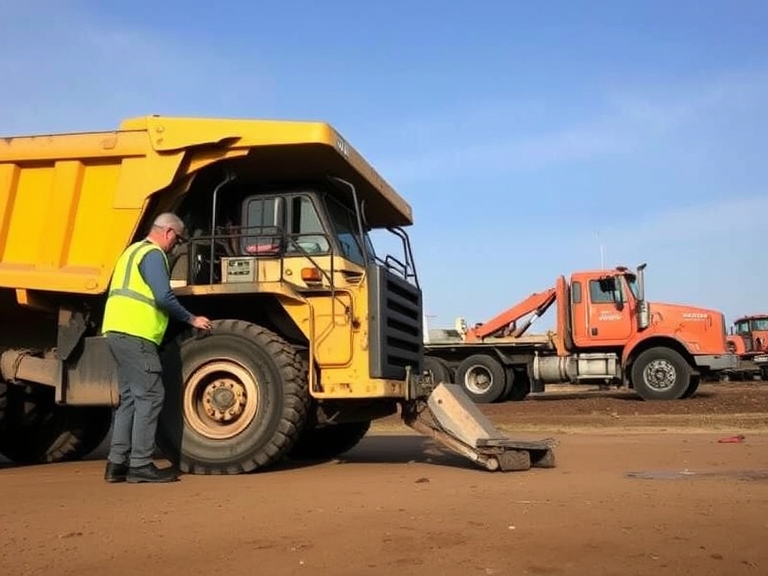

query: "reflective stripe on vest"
left=101, top=241, right=170, bottom=345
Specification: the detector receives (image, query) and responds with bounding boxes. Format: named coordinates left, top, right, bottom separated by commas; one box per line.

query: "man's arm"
left=138, top=250, right=194, bottom=324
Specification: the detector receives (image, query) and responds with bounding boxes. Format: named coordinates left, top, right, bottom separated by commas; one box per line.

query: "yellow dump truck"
left=0, top=115, right=555, bottom=473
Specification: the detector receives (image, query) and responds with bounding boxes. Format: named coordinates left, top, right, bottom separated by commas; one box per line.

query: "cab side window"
left=286, top=196, right=330, bottom=255
left=240, top=196, right=282, bottom=256
left=589, top=278, right=624, bottom=304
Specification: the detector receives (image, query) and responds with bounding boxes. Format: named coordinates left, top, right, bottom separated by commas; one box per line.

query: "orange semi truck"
left=725, top=314, right=768, bottom=380
left=424, top=265, right=737, bottom=403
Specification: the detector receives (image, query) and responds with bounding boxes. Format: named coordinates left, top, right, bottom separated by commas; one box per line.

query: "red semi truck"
left=424, top=264, right=737, bottom=403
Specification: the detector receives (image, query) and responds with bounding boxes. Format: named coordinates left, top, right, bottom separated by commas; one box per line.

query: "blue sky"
left=2, top=0, right=766, bottom=331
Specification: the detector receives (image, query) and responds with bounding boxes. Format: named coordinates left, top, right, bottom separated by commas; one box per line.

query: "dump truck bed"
left=0, top=116, right=412, bottom=296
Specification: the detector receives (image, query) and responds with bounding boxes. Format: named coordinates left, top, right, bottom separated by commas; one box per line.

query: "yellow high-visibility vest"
left=102, top=240, right=170, bottom=345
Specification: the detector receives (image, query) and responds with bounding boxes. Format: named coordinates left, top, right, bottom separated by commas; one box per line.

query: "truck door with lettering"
left=585, top=276, right=634, bottom=343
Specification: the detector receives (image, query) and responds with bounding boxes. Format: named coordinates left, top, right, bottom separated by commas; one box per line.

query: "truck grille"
left=368, top=265, right=423, bottom=380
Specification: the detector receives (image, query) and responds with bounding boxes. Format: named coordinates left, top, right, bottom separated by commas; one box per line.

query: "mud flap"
left=401, top=383, right=557, bottom=472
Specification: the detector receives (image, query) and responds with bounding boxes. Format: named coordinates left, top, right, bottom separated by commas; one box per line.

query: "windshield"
left=625, top=275, right=640, bottom=300
left=736, top=321, right=751, bottom=334
left=324, top=195, right=374, bottom=267
left=322, top=192, right=418, bottom=284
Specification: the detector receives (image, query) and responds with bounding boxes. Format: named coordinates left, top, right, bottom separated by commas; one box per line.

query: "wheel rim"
left=642, top=359, right=677, bottom=391
left=183, top=360, right=259, bottom=440
left=463, top=364, right=494, bottom=395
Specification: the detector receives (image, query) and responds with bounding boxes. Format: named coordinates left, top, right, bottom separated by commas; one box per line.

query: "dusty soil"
left=1, top=381, right=767, bottom=576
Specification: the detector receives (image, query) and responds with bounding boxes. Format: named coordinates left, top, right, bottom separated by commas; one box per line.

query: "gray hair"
left=152, top=212, right=185, bottom=234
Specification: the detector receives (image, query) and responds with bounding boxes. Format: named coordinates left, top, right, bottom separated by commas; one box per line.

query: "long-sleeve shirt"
left=138, top=248, right=193, bottom=323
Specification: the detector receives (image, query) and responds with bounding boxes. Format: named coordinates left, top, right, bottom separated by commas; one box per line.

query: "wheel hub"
left=203, top=379, right=246, bottom=422
left=644, top=359, right=676, bottom=390
left=184, top=360, right=259, bottom=440
left=464, top=365, right=493, bottom=394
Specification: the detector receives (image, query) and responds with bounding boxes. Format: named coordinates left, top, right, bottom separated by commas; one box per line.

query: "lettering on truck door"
left=586, top=277, right=633, bottom=343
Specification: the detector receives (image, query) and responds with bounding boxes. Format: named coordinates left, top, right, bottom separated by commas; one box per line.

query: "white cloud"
left=376, top=70, right=768, bottom=185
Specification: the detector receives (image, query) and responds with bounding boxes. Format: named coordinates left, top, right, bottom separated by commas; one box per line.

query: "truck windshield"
left=736, top=321, right=750, bottom=334
left=324, top=195, right=374, bottom=267
left=625, top=275, right=640, bottom=300
left=323, top=192, right=418, bottom=284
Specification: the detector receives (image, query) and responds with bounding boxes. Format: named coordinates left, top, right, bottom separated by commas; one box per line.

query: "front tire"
left=630, top=347, right=692, bottom=401
left=157, top=320, right=310, bottom=474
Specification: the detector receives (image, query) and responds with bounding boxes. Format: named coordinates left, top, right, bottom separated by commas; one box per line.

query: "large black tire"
left=456, top=354, right=507, bottom=403
left=288, top=420, right=371, bottom=461
left=503, top=367, right=532, bottom=402
left=630, top=347, right=693, bottom=401
left=157, top=319, right=311, bottom=474
left=423, top=356, right=453, bottom=384
left=0, top=383, right=112, bottom=464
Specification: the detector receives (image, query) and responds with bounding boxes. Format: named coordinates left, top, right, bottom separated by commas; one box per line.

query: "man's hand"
left=190, top=315, right=213, bottom=331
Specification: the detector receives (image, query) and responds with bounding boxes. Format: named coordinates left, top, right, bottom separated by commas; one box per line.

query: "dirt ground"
left=1, top=381, right=767, bottom=576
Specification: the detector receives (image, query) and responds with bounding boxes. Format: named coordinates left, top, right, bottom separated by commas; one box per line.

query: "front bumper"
left=694, top=353, right=740, bottom=372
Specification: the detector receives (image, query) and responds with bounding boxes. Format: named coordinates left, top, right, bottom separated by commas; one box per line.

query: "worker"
left=101, top=212, right=213, bottom=484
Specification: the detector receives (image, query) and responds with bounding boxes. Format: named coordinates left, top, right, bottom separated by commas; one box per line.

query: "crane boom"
left=465, top=287, right=557, bottom=342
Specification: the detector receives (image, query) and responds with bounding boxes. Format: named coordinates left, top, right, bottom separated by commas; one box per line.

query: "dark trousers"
left=106, top=332, right=165, bottom=468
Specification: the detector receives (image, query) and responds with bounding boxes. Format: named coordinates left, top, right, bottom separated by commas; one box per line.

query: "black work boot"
left=104, top=461, right=129, bottom=483
left=126, top=463, right=179, bottom=483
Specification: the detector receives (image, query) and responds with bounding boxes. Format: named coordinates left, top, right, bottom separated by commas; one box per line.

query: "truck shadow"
left=525, top=389, right=716, bottom=402
left=0, top=435, right=492, bottom=474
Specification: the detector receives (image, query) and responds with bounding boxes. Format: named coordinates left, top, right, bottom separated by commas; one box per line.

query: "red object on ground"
left=717, top=434, right=746, bottom=443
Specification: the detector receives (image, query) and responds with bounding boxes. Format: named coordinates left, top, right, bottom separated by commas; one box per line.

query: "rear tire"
left=0, top=383, right=112, bottom=464
left=423, top=356, right=453, bottom=384
left=157, top=319, right=310, bottom=474
left=630, top=347, right=692, bottom=401
left=456, top=354, right=507, bottom=403
left=503, top=367, right=532, bottom=402
left=288, top=421, right=371, bottom=461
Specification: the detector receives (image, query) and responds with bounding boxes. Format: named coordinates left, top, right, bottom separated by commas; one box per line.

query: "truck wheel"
left=630, top=347, right=692, bottom=401
left=456, top=354, right=507, bottom=403
left=424, top=356, right=453, bottom=384
left=157, top=320, right=311, bottom=474
left=680, top=375, right=700, bottom=399
left=288, top=420, right=371, bottom=461
left=503, top=367, right=531, bottom=402
left=0, top=383, right=112, bottom=464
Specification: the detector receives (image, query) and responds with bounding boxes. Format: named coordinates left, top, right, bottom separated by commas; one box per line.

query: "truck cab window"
left=589, top=278, right=624, bottom=304
left=325, top=195, right=369, bottom=266
left=286, top=196, right=330, bottom=255
left=241, top=196, right=282, bottom=256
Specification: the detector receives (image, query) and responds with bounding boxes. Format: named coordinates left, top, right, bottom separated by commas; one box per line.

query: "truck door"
left=584, top=276, right=634, bottom=343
